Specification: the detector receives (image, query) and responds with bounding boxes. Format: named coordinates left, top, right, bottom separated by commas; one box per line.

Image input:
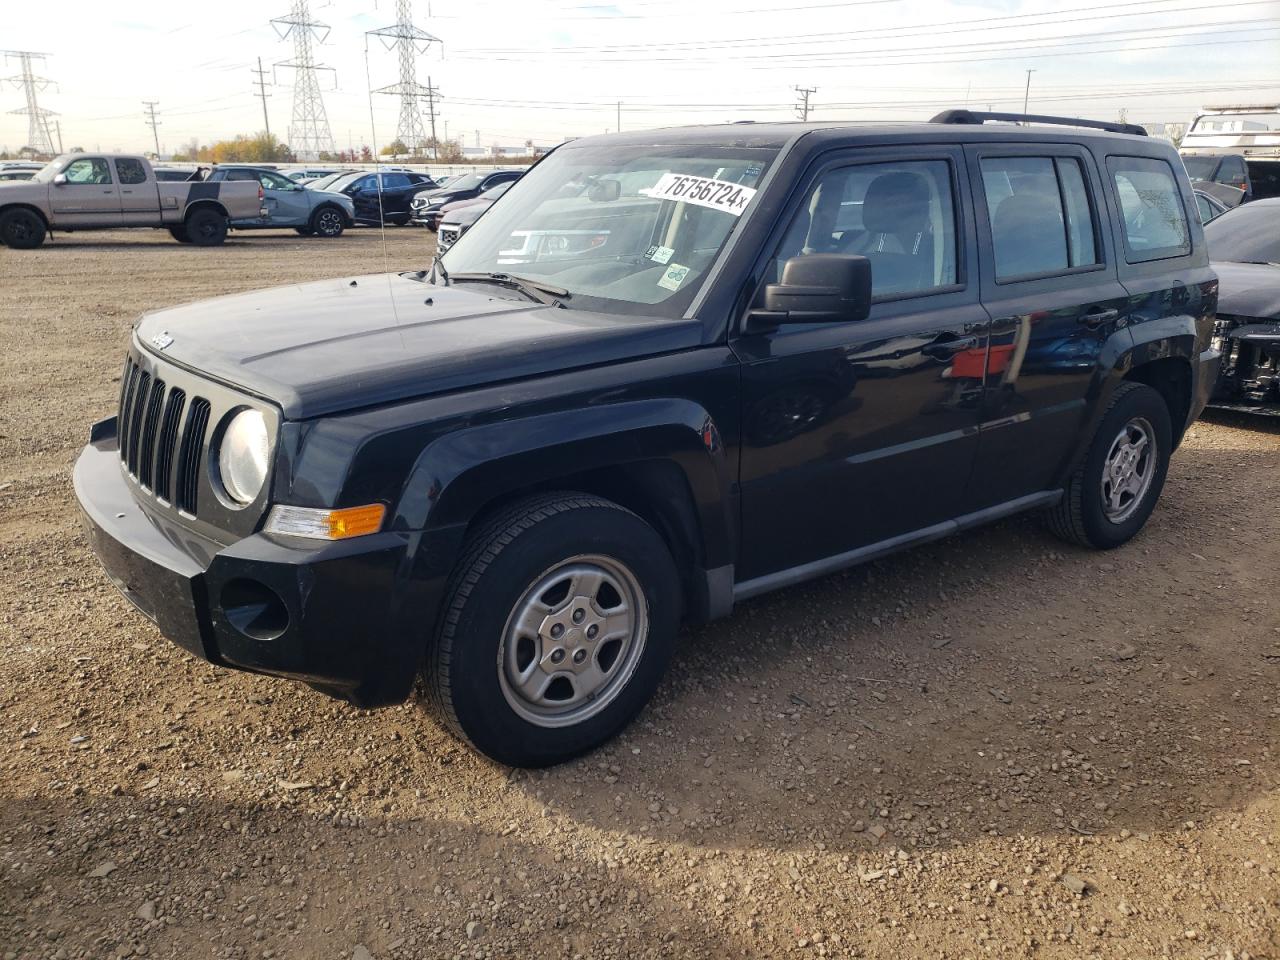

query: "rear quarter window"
left=1107, top=156, right=1191, bottom=263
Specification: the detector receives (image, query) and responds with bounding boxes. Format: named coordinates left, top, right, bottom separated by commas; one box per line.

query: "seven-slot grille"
left=117, top=356, right=210, bottom=515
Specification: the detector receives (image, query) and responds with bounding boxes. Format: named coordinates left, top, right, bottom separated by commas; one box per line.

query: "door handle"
left=921, top=335, right=980, bottom=360
left=1080, top=308, right=1119, bottom=329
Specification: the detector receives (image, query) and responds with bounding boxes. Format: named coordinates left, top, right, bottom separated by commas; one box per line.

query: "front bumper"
left=74, top=417, right=447, bottom=707
left=1208, top=321, right=1280, bottom=413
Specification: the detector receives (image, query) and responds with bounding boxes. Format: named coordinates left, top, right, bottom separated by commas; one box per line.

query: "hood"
left=1213, top=260, right=1280, bottom=319
left=313, top=189, right=354, bottom=205
left=136, top=273, right=702, bottom=420
left=442, top=194, right=488, bottom=214
left=442, top=199, right=493, bottom=228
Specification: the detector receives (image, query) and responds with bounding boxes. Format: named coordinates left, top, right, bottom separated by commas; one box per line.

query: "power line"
left=142, top=100, right=161, bottom=157
left=2, top=50, right=57, bottom=155
left=271, top=0, right=336, bottom=159
left=252, top=57, right=273, bottom=139
left=794, top=85, right=816, bottom=121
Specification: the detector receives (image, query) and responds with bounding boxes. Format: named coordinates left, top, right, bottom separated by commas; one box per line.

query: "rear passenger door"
left=962, top=143, right=1130, bottom=509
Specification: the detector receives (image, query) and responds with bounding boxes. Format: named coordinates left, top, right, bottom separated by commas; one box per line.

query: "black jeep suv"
left=75, top=111, right=1219, bottom=767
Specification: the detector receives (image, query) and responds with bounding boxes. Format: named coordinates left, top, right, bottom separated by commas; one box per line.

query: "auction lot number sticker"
left=644, top=173, right=757, bottom=216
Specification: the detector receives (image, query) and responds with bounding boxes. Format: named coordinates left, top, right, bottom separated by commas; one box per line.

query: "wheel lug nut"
left=573, top=649, right=587, bottom=664
left=586, top=624, right=598, bottom=640
left=550, top=624, right=564, bottom=639
left=550, top=648, right=565, bottom=664
left=572, top=608, right=585, bottom=624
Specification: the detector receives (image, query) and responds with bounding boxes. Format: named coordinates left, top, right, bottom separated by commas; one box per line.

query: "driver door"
left=49, top=157, right=122, bottom=226
left=733, top=147, right=990, bottom=583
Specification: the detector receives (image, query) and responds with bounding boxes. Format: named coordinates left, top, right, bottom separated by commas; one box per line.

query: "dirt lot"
left=1, top=227, right=1278, bottom=960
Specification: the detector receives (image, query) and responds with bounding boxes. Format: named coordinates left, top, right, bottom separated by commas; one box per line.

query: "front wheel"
left=1047, top=381, right=1172, bottom=549
left=184, top=208, right=228, bottom=246
left=310, top=206, right=345, bottom=238
left=426, top=493, right=681, bottom=767
left=0, top=208, right=46, bottom=249
left=168, top=225, right=192, bottom=243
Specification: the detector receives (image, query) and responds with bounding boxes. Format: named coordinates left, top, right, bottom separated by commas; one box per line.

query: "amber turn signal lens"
left=326, top=504, right=386, bottom=539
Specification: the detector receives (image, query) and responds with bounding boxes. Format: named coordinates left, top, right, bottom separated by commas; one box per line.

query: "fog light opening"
left=221, top=578, right=289, bottom=641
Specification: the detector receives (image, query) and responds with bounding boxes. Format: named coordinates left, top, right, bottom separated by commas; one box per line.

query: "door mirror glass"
left=756, top=254, right=872, bottom=327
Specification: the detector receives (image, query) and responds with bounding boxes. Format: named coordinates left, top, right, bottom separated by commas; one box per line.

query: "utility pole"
left=142, top=101, right=161, bottom=158
left=367, top=0, right=441, bottom=156
left=1022, top=69, right=1036, bottom=120
left=252, top=57, right=273, bottom=139
left=616, top=101, right=621, bottom=133
left=794, top=85, right=816, bottom=122
left=424, top=75, right=440, bottom=159
left=3, top=51, right=57, bottom=156
left=272, top=0, right=337, bottom=159
left=53, top=119, right=63, bottom=153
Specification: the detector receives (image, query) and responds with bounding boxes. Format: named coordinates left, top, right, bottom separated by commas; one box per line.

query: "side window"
left=384, top=173, right=411, bottom=189
left=64, top=158, right=113, bottom=185
left=769, top=159, right=958, bottom=301
left=227, top=170, right=257, bottom=181
left=1107, top=156, right=1190, bottom=263
left=260, top=171, right=293, bottom=190
left=979, top=156, right=1099, bottom=280
left=1195, top=193, right=1215, bottom=224
left=1219, top=156, right=1248, bottom=189
left=115, top=158, right=147, bottom=185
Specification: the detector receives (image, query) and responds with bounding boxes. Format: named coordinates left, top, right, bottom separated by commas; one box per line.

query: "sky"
left=2, top=0, right=1279, bottom=156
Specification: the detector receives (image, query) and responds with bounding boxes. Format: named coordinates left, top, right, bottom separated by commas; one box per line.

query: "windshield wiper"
left=447, top=272, right=569, bottom=306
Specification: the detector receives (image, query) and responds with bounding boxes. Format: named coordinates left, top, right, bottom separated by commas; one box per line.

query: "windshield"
left=1181, top=156, right=1219, bottom=181
left=439, top=143, right=776, bottom=318
left=445, top=172, right=486, bottom=191
left=482, top=180, right=513, bottom=198
left=1204, top=202, right=1280, bottom=263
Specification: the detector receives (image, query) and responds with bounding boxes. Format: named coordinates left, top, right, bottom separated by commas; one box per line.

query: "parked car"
left=435, top=180, right=515, bottom=252
left=0, top=169, right=38, bottom=182
left=324, top=170, right=438, bottom=225
left=410, top=169, right=524, bottom=230
left=1181, top=105, right=1280, bottom=205
left=1204, top=198, right=1280, bottom=412
left=75, top=111, right=1218, bottom=766
left=288, top=168, right=341, bottom=182
left=0, top=161, right=43, bottom=172
left=205, top=165, right=354, bottom=237
left=0, top=154, right=263, bottom=248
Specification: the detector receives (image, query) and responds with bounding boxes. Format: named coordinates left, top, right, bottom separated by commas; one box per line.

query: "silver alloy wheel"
left=1100, top=415, right=1156, bottom=523
left=316, top=209, right=343, bottom=237
left=497, top=554, right=647, bottom=728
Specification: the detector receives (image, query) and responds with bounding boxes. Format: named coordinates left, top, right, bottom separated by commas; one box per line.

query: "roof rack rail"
left=930, top=109, right=1147, bottom=137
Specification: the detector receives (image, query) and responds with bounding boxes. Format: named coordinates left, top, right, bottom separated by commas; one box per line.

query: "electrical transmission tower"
left=142, top=101, right=161, bottom=157
left=367, top=0, right=441, bottom=157
left=3, top=51, right=57, bottom=156
left=271, top=1, right=336, bottom=160
left=794, top=86, right=817, bottom=122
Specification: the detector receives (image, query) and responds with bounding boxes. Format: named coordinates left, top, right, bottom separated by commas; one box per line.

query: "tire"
left=391, top=215, right=411, bottom=227
left=168, top=225, right=192, bottom=243
left=294, top=226, right=314, bottom=237
left=184, top=207, right=228, bottom=246
left=0, top=208, right=46, bottom=249
left=1047, top=381, right=1172, bottom=549
left=427, top=493, right=681, bottom=767
left=309, top=206, right=345, bottom=238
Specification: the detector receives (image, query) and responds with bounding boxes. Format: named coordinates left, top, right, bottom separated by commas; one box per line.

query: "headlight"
left=217, top=409, right=270, bottom=505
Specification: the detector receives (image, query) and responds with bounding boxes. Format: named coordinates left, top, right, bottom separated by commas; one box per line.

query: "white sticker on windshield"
left=657, top=263, right=690, bottom=292
left=646, top=244, right=675, bottom=264
left=643, top=173, right=757, bottom=216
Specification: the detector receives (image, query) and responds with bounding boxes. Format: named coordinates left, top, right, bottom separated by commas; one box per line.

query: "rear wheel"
left=168, top=225, right=191, bottom=243
left=184, top=207, right=228, bottom=246
left=0, top=208, right=46, bottom=249
left=1047, top=381, right=1171, bottom=549
left=309, top=206, right=345, bottom=238
left=426, top=493, right=681, bottom=767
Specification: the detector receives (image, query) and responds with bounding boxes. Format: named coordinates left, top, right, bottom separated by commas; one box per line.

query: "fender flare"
left=394, top=397, right=736, bottom=573
left=183, top=198, right=230, bottom=221
left=0, top=202, right=51, bottom=230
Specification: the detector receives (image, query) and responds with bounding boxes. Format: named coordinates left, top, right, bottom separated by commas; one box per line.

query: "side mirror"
left=588, top=178, right=621, bottom=202
left=53, top=173, right=67, bottom=186
left=748, top=254, right=872, bottom=331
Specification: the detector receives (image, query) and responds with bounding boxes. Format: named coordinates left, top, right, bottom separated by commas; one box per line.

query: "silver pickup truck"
left=0, top=154, right=265, bottom=249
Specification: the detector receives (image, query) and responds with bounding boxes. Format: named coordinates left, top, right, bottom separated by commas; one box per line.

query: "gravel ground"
left=1, top=228, right=1278, bottom=960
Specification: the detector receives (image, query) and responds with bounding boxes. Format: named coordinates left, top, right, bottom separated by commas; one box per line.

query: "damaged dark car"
left=1206, top=198, right=1280, bottom=413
